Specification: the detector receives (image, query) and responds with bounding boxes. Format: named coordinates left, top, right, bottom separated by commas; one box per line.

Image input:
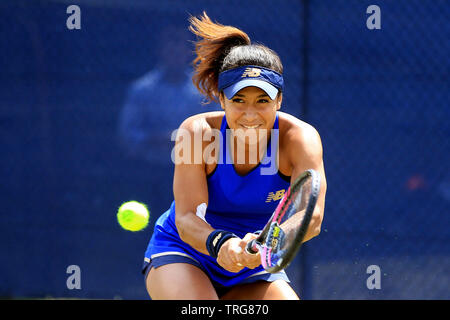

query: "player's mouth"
left=239, top=124, right=263, bottom=129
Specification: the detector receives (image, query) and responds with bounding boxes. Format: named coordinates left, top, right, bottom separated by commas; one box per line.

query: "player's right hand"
left=216, top=236, right=260, bottom=273
left=217, top=237, right=245, bottom=273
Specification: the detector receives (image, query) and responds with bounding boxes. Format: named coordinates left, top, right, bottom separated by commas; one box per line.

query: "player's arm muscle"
left=287, top=124, right=327, bottom=242
left=173, top=117, right=214, bottom=255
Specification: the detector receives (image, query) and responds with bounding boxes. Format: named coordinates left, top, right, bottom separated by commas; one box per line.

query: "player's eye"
left=258, top=99, right=270, bottom=103
left=232, top=98, right=244, bottom=103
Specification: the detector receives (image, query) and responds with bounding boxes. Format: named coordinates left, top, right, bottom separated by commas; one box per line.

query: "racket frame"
left=245, top=168, right=321, bottom=273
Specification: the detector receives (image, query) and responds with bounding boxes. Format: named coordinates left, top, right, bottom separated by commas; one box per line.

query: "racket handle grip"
left=245, top=239, right=259, bottom=255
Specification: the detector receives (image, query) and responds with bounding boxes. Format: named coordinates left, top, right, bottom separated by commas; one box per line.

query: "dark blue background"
left=0, top=0, right=448, bottom=299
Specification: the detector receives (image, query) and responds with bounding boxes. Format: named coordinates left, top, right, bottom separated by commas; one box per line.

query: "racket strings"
left=275, top=178, right=313, bottom=252
left=257, top=169, right=320, bottom=273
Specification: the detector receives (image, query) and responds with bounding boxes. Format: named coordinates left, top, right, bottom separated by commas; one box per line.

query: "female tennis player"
left=142, top=12, right=327, bottom=300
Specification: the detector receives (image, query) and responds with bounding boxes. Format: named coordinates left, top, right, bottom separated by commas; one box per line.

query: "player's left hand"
left=236, top=233, right=261, bottom=269
left=216, top=233, right=261, bottom=272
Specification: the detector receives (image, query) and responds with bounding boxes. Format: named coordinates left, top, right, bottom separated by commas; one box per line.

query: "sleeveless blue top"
left=204, top=112, right=290, bottom=237
left=144, top=112, right=291, bottom=286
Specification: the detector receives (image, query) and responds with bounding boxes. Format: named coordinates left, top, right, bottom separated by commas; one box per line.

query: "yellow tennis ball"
left=117, top=201, right=149, bottom=231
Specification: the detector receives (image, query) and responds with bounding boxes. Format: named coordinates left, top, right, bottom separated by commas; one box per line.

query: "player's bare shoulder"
left=175, top=111, right=224, bottom=167
left=278, top=112, right=323, bottom=163
left=178, top=111, right=224, bottom=134
left=278, top=112, right=321, bottom=143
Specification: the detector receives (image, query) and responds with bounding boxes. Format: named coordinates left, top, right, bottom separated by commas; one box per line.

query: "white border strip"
left=147, top=251, right=201, bottom=265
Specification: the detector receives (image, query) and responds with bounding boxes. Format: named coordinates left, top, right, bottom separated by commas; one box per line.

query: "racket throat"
left=266, top=221, right=285, bottom=253
left=261, top=221, right=287, bottom=270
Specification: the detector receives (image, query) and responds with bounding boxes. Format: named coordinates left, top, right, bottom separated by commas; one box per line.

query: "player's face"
left=219, top=86, right=282, bottom=135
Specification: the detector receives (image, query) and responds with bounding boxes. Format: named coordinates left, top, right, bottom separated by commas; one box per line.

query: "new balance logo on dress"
left=266, top=189, right=285, bottom=202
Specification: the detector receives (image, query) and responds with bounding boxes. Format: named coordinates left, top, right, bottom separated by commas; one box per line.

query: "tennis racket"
left=245, top=169, right=321, bottom=273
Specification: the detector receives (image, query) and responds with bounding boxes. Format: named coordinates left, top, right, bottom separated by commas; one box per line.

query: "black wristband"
left=206, top=230, right=238, bottom=258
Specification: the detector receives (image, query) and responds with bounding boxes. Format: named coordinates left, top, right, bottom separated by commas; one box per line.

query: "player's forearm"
left=175, top=211, right=215, bottom=255
left=302, top=206, right=323, bottom=243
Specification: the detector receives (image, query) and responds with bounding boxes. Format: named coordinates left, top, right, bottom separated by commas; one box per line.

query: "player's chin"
left=234, top=128, right=270, bottom=145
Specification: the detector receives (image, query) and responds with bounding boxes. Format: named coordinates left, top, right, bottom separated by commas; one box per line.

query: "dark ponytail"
left=189, top=12, right=250, bottom=103
left=189, top=12, right=283, bottom=103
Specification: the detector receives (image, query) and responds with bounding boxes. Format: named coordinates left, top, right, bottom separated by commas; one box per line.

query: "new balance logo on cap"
left=241, top=67, right=261, bottom=78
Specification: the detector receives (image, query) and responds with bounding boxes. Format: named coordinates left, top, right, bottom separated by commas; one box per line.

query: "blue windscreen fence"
left=0, top=0, right=448, bottom=299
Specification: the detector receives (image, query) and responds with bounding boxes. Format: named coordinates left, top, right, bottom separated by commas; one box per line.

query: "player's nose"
left=242, top=107, right=259, bottom=122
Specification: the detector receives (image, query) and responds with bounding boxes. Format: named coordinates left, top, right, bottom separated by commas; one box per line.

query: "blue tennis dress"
left=143, top=112, right=291, bottom=287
